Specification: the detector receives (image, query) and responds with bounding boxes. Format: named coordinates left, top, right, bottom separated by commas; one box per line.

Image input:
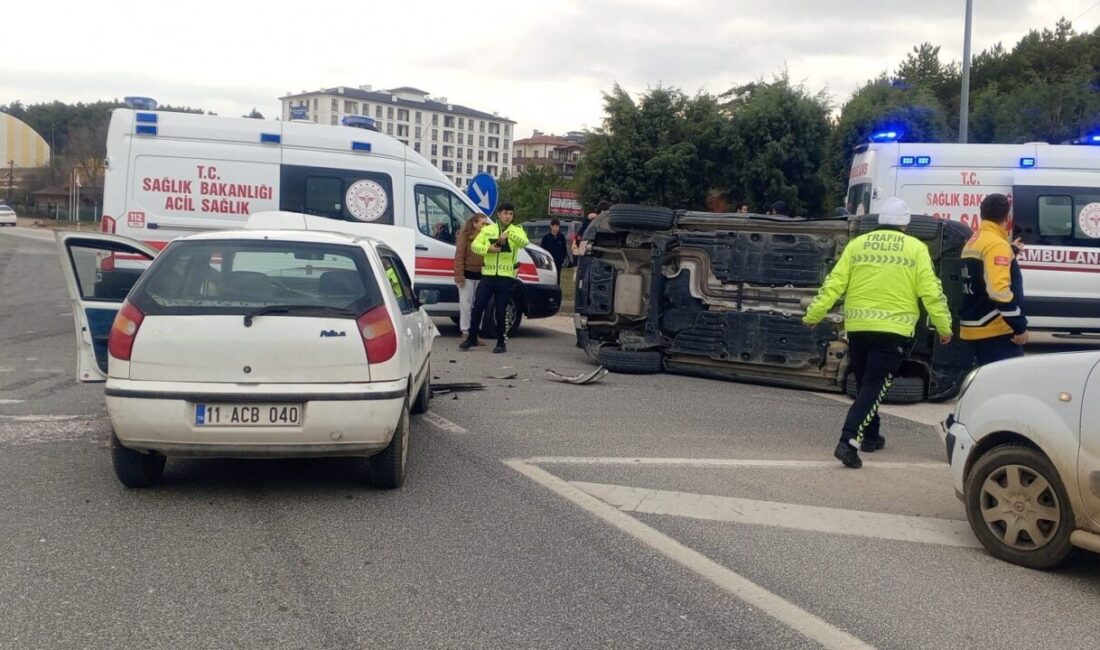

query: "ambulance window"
left=305, top=177, right=343, bottom=219
left=1038, top=194, right=1100, bottom=245
left=415, top=185, right=473, bottom=244
left=846, top=183, right=871, bottom=216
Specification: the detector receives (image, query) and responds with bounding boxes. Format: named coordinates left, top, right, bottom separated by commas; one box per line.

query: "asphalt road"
left=2, top=226, right=1098, bottom=649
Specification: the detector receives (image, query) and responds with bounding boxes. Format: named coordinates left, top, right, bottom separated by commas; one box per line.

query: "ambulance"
left=848, top=136, right=1100, bottom=333
left=96, top=98, right=561, bottom=334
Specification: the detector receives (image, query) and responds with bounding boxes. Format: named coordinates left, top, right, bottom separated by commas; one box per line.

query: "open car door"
left=54, top=232, right=159, bottom=382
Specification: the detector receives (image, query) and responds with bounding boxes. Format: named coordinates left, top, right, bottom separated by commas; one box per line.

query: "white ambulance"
left=847, top=138, right=1100, bottom=333
left=97, top=99, right=561, bottom=334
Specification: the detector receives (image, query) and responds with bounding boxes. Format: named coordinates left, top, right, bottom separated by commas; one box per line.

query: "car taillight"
left=357, top=305, right=397, bottom=363
left=108, top=301, right=145, bottom=361
left=101, top=215, right=116, bottom=233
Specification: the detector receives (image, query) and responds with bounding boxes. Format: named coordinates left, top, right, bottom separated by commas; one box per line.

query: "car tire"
left=844, top=374, right=926, bottom=404
left=369, top=403, right=410, bottom=489
left=964, top=445, right=1076, bottom=570
left=111, top=433, right=166, bottom=488
left=483, top=297, right=523, bottom=338
left=607, top=204, right=676, bottom=230
left=598, top=346, right=664, bottom=374
left=411, top=365, right=431, bottom=415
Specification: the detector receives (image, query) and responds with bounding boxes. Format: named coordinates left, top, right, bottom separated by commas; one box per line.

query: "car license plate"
left=195, top=404, right=302, bottom=427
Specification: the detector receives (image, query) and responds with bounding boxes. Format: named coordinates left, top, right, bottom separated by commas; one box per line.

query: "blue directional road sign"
left=466, top=172, right=499, bottom=216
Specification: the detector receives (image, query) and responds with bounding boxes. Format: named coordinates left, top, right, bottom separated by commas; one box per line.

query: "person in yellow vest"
left=959, top=193, right=1028, bottom=364
left=804, top=197, right=954, bottom=468
left=460, top=203, right=529, bottom=353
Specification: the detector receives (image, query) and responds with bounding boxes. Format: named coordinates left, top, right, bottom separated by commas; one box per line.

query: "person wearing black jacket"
left=540, top=219, right=569, bottom=284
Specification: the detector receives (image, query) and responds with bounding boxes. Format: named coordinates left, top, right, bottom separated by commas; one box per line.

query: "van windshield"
left=132, top=240, right=383, bottom=316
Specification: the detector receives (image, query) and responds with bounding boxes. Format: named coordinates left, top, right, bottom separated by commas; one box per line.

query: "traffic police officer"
left=804, top=197, right=954, bottom=468
left=460, top=203, right=530, bottom=354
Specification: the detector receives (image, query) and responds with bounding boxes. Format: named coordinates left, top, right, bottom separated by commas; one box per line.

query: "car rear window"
left=131, top=239, right=383, bottom=315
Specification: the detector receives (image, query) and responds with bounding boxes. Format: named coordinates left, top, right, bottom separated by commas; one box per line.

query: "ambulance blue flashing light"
left=1020, top=157, right=1037, bottom=168
left=1088, top=134, right=1100, bottom=144
left=260, top=133, right=281, bottom=144
left=351, top=141, right=372, bottom=152
left=342, top=116, right=379, bottom=132
left=124, top=96, right=158, bottom=110
left=135, top=125, right=157, bottom=136
left=916, top=156, right=931, bottom=167
left=900, top=156, right=916, bottom=167
left=870, top=130, right=903, bottom=143
left=900, top=155, right=931, bottom=167
left=135, top=112, right=158, bottom=124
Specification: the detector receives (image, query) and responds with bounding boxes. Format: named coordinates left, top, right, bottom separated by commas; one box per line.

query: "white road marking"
left=421, top=411, right=468, bottom=434
left=506, top=407, right=548, bottom=416
left=527, top=315, right=576, bottom=334
left=0, top=415, right=106, bottom=446
left=0, top=399, right=24, bottom=405
left=526, top=456, right=945, bottom=469
left=505, top=460, right=874, bottom=650
left=0, top=415, right=87, bottom=421
left=572, top=481, right=980, bottom=549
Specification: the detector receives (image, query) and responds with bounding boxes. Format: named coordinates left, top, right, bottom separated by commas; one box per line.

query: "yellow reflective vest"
left=804, top=228, right=953, bottom=337
left=472, top=222, right=530, bottom=278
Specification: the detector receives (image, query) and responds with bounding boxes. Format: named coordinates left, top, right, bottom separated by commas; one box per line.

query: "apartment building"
left=280, top=86, right=516, bottom=187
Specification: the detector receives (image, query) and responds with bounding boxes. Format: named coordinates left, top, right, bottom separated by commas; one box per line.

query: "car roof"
left=179, top=229, right=368, bottom=246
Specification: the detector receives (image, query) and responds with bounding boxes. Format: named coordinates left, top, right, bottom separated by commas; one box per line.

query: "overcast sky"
left=3, top=1, right=1097, bottom=137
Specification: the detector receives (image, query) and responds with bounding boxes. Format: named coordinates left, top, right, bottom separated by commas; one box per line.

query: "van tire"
left=369, top=403, right=409, bottom=489
left=111, top=433, right=166, bottom=488
left=845, top=374, right=926, bottom=404
left=607, top=204, right=676, bottom=230
left=598, top=347, right=664, bottom=374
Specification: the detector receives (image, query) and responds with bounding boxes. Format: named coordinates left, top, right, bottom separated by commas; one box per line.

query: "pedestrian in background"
left=960, top=193, right=1029, bottom=364
left=573, top=200, right=611, bottom=257
left=454, top=213, right=488, bottom=339
left=803, top=197, right=953, bottom=469
left=461, top=203, right=529, bottom=354
left=540, top=218, right=569, bottom=285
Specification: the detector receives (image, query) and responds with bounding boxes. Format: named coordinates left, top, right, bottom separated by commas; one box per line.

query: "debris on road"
left=431, top=382, right=486, bottom=397
left=546, top=366, right=609, bottom=385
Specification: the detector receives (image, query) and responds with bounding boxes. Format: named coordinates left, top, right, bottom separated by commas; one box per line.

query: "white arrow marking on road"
left=571, top=481, right=980, bottom=548
left=421, top=412, right=468, bottom=434
left=505, top=460, right=874, bottom=650
left=472, top=183, right=491, bottom=210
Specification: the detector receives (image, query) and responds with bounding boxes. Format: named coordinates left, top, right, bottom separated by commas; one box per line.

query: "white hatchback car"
left=57, top=221, right=437, bottom=489
left=942, top=352, right=1100, bottom=569
left=0, top=204, right=17, bottom=226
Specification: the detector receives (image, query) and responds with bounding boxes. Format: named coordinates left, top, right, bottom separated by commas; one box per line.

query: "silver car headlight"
left=526, top=247, right=554, bottom=271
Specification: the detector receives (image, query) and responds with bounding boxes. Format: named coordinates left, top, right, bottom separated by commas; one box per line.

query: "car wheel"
left=369, top=403, right=410, bottom=489
left=607, top=204, right=676, bottom=230
left=844, top=374, right=926, bottom=404
left=597, top=346, right=664, bottom=374
left=965, top=445, right=1075, bottom=569
left=411, top=365, right=431, bottom=415
left=111, top=433, right=165, bottom=488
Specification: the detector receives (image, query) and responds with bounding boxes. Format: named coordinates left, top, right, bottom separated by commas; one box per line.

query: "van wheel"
left=598, top=346, right=664, bottom=374
left=111, top=433, right=165, bottom=488
left=369, top=403, right=410, bottom=489
left=965, top=445, right=1075, bottom=569
left=411, top=365, right=431, bottom=415
left=845, top=374, right=926, bottom=404
left=607, top=204, right=676, bottom=230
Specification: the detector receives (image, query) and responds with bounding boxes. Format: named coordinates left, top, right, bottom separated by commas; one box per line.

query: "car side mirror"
left=418, top=289, right=440, bottom=305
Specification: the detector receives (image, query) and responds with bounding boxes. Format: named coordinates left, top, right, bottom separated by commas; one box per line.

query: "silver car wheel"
left=979, top=464, right=1061, bottom=551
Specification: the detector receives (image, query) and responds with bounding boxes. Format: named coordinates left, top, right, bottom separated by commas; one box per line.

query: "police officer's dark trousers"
left=842, top=332, right=909, bottom=445
left=466, top=276, right=515, bottom=345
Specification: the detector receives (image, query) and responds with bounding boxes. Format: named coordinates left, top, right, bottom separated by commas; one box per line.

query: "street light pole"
left=959, top=0, right=974, bottom=143
left=6, top=160, right=13, bottom=204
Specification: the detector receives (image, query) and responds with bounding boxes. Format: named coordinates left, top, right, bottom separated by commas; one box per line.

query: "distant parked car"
left=942, top=351, right=1100, bottom=569
left=523, top=219, right=582, bottom=267
left=0, top=204, right=16, bottom=226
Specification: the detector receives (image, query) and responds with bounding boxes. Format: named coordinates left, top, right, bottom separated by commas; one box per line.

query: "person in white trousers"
left=454, top=213, right=489, bottom=337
